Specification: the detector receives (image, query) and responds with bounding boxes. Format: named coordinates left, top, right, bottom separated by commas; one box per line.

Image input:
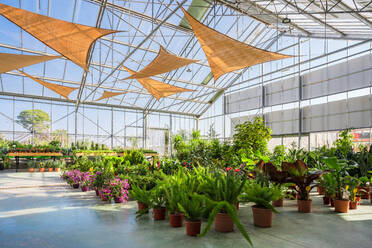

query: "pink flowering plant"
left=101, top=177, right=130, bottom=202
left=80, top=172, right=93, bottom=187
left=66, top=170, right=81, bottom=186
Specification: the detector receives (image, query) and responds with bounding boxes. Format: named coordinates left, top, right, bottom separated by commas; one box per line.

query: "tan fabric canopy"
left=123, top=66, right=193, bottom=100
left=0, top=53, right=60, bottom=74
left=124, top=46, right=198, bottom=79
left=0, top=3, right=118, bottom=71
left=95, top=90, right=125, bottom=101
left=181, top=8, right=291, bottom=82
left=18, top=70, right=78, bottom=99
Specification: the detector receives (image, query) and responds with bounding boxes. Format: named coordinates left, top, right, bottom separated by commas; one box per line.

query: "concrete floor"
left=0, top=172, right=371, bottom=248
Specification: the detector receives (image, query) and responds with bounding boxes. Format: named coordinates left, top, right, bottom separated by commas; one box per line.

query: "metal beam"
left=82, top=0, right=189, bottom=102
left=276, top=0, right=345, bottom=37
left=0, top=91, right=199, bottom=117
left=85, top=0, right=192, bottom=33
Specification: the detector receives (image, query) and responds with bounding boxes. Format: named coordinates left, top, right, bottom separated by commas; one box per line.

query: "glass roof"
left=0, top=0, right=369, bottom=117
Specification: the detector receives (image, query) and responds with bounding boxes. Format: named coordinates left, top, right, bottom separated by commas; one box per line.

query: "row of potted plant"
left=27, top=160, right=64, bottom=172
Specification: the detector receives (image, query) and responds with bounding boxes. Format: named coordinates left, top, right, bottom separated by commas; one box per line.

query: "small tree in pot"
left=178, top=193, right=204, bottom=236
left=149, top=186, right=167, bottom=221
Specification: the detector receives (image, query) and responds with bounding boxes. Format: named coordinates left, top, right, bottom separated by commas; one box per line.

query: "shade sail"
left=125, top=46, right=198, bottom=79
left=18, top=70, right=78, bottom=99
left=123, top=66, right=193, bottom=100
left=0, top=3, right=118, bottom=71
left=181, top=8, right=291, bottom=82
left=95, top=90, right=125, bottom=101
left=0, top=53, right=60, bottom=74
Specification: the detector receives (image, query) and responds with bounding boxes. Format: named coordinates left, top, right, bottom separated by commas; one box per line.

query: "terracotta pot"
left=47, top=168, right=53, bottom=172
left=153, top=207, right=166, bottom=220
left=39, top=168, right=45, bottom=172
left=297, top=199, right=312, bottom=213
left=214, top=212, right=234, bottom=232
left=169, top=213, right=183, bottom=227
left=356, top=196, right=361, bottom=205
left=323, top=196, right=330, bottom=205
left=28, top=168, right=34, bottom=172
left=317, top=186, right=325, bottom=195
left=55, top=168, right=60, bottom=172
left=81, top=186, right=89, bottom=192
left=235, top=201, right=239, bottom=210
left=185, top=220, right=201, bottom=236
left=252, top=206, right=273, bottom=228
left=349, top=201, right=357, bottom=210
left=334, top=199, right=349, bottom=213
left=137, top=202, right=149, bottom=213
left=114, top=197, right=123, bottom=203
left=330, top=197, right=335, bottom=207
left=358, top=186, right=370, bottom=199
left=272, top=198, right=284, bottom=207
left=72, top=183, right=79, bottom=189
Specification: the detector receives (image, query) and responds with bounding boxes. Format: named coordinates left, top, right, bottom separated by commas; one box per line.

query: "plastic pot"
left=28, top=168, right=35, bottom=172
left=214, top=212, right=234, bottom=232
left=297, top=199, right=312, bottom=213
left=334, top=199, right=349, bottom=213
left=72, top=183, right=79, bottom=189
left=349, top=201, right=357, bottom=210
left=55, top=168, right=60, bottom=172
left=153, top=207, right=166, bottom=221
left=81, top=186, right=89, bottom=192
left=272, top=198, right=284, bottom=207
left=185, top=220, right=201, bottom=236
left=252, top=206, right=273, bottom=228
left=137, top=202, right=149, bottom=213
left=114, top=197, right=123, bottom=203
left=39, top=168, right=45, bottom=172
left=47, top=168, right=53, bottom=172
left=323, top=196, right=330, bottom=205
left=169, top=213, right=183, bottom=227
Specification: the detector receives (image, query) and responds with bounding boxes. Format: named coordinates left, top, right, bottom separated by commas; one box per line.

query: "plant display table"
left=7, top=152, right=63, bottom=172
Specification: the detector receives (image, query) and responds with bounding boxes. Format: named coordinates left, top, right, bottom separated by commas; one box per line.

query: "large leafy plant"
left=178, top=193, right=204, bottom=222
left=285, top=160, right=322, bottom=200
left=321, top=157, right=349, bottom=200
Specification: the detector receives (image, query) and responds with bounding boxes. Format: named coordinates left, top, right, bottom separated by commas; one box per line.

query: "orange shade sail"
left=0, top=53, right=60, bottom=74
left=95, top=90, right=125, bottom=101
left=18, top=70, right=78, bottom=99
left=124, top=46, right=198, bottom=79
left=181, top=8, right=291, bottom=82
left=123, top=66, right=193, bottom=100
left=0, top=3, right=118, bottom=71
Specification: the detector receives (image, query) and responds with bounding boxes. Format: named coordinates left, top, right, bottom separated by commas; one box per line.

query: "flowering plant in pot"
left=80, top=172, right=92, bottom=192
left=322, top=157, right=350, bottom=213
left=39, top=162, right=45, bottom=172
left=130, top=184, right=152, bottom=216
left=109, top=177, right=130, bottom=203
left=66, top=170, right=81, bottom=188
left=284, top=160, right=322, bottom=213
left=344, top=176, right=360, bottom=210
left=240, top=181, right=281, bottom=228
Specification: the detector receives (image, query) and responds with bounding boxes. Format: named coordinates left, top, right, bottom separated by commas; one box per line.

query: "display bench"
left=7, top=152, right=63, bottom=172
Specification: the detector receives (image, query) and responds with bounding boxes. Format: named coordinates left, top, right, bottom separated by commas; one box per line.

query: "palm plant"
left=130, top=184, right=152, bottom=217
left=178, top=193, right=204, bottom=222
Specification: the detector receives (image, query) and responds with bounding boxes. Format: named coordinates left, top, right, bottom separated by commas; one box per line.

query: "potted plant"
left=66, top=170, right=81, bottom=189
left=130, top=184, right=152, bottom=214
left=177, top=192, right=204, bottom=236
left=320, top=173, right=337, bottom=206
left=241, top=182, right=281, bottom=228
left=198, top=169, right=246, bottom=233
left=358, top=176, right=370, bottom=199
left=322, top=157, right=350, bottom=213
left=344, top=176, right=359, bottom=210
left=110, top=177, right=130, bottom=203
left=46, top=160, right=53, bottom=172
left=150, top=186, right=166, bottom=221
left=162, top=173, right=185, bottom=228
left=27, top=160, right=35, bottom=172
left=53, top=160, right=62, bottom=172
left=39, top=161, right=45, bottom=172
left=80, top=172, right=92, bottom=192
left=284, top=160, right=322, bottom=213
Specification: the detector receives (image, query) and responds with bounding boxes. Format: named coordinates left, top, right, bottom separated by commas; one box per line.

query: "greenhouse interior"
left=0, top=0, right=371, bottom=247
